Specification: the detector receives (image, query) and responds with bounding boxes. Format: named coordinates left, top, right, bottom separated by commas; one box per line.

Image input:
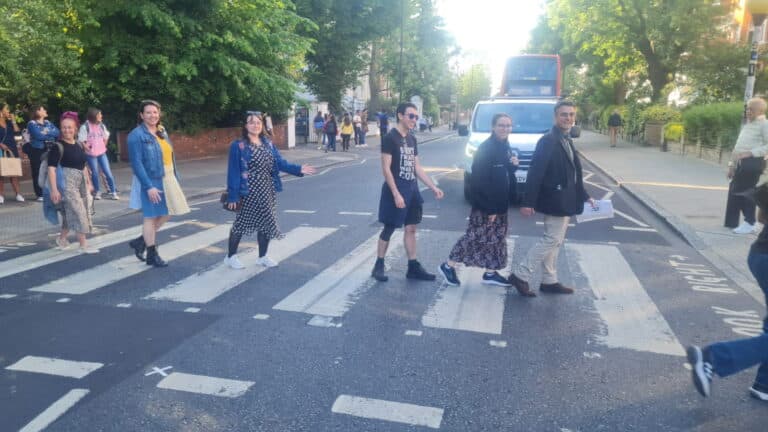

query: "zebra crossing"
left=0, top=219, right=687, bottom=354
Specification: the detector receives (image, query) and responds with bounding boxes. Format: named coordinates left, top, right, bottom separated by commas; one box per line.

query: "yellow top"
left=341, top=123, right=354, bottom=135
left=158, top=137, right=173, bottom=167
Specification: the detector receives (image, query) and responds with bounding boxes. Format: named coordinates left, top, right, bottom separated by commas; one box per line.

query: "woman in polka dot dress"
left=224, top=112, right=316, bottom=269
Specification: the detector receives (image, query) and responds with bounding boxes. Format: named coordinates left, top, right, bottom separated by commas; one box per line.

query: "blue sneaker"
left=438, top=262, right=460, bottom=286
left=482, top=271, right=511, bottom=287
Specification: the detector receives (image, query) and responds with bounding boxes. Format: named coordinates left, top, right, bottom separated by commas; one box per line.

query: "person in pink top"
left=78, top=107, right=118, bottom=200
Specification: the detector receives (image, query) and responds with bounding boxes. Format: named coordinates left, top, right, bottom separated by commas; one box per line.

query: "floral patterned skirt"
left=448, top=208, right=508, bottom=270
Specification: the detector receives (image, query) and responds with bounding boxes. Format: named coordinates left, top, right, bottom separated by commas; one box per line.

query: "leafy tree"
left=682, top=41, right=750, bottom=104
left=457, top=64, right=491, bottom=109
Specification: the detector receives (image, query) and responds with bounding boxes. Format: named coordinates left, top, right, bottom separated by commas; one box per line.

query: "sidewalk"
left=0, top=127, right=453, bottom=244
left=578, top=130, right=764, bottom=305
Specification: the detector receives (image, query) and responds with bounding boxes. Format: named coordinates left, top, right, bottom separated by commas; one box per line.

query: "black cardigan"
left=470, top=135, right=517, bottom=214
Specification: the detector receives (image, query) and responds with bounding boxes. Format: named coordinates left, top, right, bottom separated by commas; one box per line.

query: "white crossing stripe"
left=421, top=240, right=514, bottom=335
left=613, top=226, right=657, bottom=232
left=0, top=222, right=186, bottom=279
left=145, top=227, right=336, bottom=303
left=567, top=243, right=685, bottom=356
left=284, top=209, right=316, bottom=214
left=613, top=209, right=649, bottom=227
left=273, top=233, right=404, bottom=317
left=156, top=372, right=254, bottom=398
left=331, top=395, right=443, bottom=429
left=19, top=389, right=90, bottom=432
left=6, top=356, right=103, bottom=379
left=338, top=211, right=372, bottom=216
left=0, top=294, right=17, bottom=299
left=28, top=224, right=231, bottom=295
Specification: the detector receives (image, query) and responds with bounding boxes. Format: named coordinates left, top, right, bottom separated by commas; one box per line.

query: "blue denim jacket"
left=127, top=124, right=177, bottom=190
left=27, top=120, right=60, bottom=149
left=225, top=137, right=302, bottom=203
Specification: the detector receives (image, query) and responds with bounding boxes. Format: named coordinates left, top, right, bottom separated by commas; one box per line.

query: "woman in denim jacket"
left=126, top=100, right=189, bottom=267
left=223, top=111, right=315, bottom=269
left=25, top=105, right=60, bottom=200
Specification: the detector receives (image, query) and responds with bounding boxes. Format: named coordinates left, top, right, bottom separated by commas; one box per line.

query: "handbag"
left=220, top=192, right=242, bottom=212
left=0, top=149, right=22, bottom=177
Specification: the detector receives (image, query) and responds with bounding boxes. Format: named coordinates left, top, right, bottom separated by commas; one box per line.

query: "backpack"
left=38, top=141, right=65, bottom=189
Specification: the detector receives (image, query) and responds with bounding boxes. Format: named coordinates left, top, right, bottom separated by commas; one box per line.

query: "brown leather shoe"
left=539, top=282, right=574, bottom=294
left=508, top=273, right=536, bottom=297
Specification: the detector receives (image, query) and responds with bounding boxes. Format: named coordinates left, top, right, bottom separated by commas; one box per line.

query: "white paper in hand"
left=576, top=199, right=614, bottom=223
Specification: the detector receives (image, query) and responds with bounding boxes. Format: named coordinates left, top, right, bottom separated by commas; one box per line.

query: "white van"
left=462, top=97, right=577, bottom=202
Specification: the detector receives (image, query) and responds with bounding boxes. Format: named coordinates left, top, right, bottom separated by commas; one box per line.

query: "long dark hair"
left=241, top=112, right=266, bottom=144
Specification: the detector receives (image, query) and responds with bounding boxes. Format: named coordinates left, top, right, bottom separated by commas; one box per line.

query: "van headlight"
left=465, top=144, right=477, bottom=158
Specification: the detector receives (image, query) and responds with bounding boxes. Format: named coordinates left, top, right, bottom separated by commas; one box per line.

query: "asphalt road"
left=1, top=134, right=767, bottom=431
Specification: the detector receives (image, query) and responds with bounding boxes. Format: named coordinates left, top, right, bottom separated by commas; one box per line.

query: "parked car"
left=462, top=97, right=579, bottom=203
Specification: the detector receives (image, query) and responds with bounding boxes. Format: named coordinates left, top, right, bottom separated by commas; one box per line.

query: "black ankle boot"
left=128, top=236, right=146, bottom=262
left=371, top=258, right=388, bottom=282
left=145, top=245, right=168, bottom=267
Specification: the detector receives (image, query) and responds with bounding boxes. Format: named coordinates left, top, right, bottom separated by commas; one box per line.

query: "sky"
left=435, top=0, right=548, bottom=93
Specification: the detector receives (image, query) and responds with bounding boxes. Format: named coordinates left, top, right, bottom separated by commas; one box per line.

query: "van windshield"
left=472, top=103, right=553, bottom=134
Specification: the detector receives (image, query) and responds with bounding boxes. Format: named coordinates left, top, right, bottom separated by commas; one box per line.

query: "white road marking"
left=56, top=298, right=71, bottom=303
left=29, top=224, right=231, bottom=295
left=116, top=303, right=132, bottom=308
left=568, top=243, right=685, bottom=356
left=404, top=330, right=423, bottom=336
left=0, top=222, right=186, bottom=279
left=489, top=340, right=507, bottom=348
left=613, top=226, right=657, bottom=232
left=422, top=214, right=438, bottom=219
left=0, top=294, right=17, bottom=299
left=422, top=240, right=514, bottom=335
left=613, top=209, right=650, bottom=227
left=184, top=307, right=201, bottom=313
left=284, top=209, right=317, bottom=214
left=188, top=197, right=221, bottom=206
left=19, top=389, right=90, bottom=432
left=602, top=191, right=614, bottom=200
left=145, top=366, right=172, bottom=377
left=583, top=352, right=602, bottom=359
left=145, top=227, right=336, bottom=303
left=273, top=233, right=403, bottom=317
left=6, top=356, right=103, bottom=378
left=331, top=395, right=443, bottom=429
left=156, top=372, right=254, bottom=398
left=307, top=315, right=343, bottom=327
left=537, top=221, right=576, bottom=227
left=338, top=211, right=372, bottom=216
left=253, top=314, right=270, bottom=320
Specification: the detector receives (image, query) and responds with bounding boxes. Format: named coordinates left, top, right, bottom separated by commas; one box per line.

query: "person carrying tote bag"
left=0, top=103, right=24, bottom=203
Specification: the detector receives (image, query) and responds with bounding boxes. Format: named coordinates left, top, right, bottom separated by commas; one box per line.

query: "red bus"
left=500, top=54, right=561, bottom=97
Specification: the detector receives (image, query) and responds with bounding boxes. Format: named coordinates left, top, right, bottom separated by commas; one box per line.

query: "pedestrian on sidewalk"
left=324, top=114, right=338, bottom=152
left=340, top=114, right=353, bottom=152
left=24, top=104, right=60, bottom=201
left=438, top=113, right=518, bottom=287
left=507, top=100, right=595, bottom=297
left=78, top=108, right=119, bottom=201
left=378, top=110, right=389, bottom=138
left=371, top=102, right=444, bottom=282
left=360, top=108, right=369, bottom=147
left=607, top=109, right=622, bottom=148
left=313, top=111, right=325, bottom=150
left=353, top=110, right=363, bottom=147
left=725, top=97, right=768, bottom=234
left=46, top=112, right=98, bottom=254
left=223, top=111, right=316, bottom=269
left=688, top=187, right=768, bottom=401
left=0, top=103, right=24, bottom=203
left=127, top=100, right=190, bottom=268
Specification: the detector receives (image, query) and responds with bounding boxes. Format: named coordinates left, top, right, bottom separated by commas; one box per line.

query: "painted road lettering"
left=712, top=306, right=763, bottom=337
left=668, top=257, right=737, bottom=295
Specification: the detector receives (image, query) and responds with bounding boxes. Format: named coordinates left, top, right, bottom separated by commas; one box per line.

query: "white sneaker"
left=55, top=237, right=71, bottom=250
left=93, top=194, right=102, bottom=200
left=733, top=222, right=756, bottom=234
left=78, top=246, right=100, bottom=254
left=110, top=192, right=120, bottom=200
left=256, top=256, right=278, bottom=268
left=15, top=194, right=24, bottom=202
left=224, top=254, right=245, bottom=269
left=0, top=195, right=4, bottom=204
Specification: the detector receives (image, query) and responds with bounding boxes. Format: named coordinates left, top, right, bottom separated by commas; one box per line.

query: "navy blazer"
left=523, top=126, right=589, bottom=216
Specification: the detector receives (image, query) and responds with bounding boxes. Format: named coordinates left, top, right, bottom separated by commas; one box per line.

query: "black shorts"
left=404, top=201, right=423, bottom=226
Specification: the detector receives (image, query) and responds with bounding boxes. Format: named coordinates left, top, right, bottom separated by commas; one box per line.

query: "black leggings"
left=228, top=231, right=270, bottom=257
left=379, top=224, right=397, bottom=241
left=27, top=146, right=45, bottom=197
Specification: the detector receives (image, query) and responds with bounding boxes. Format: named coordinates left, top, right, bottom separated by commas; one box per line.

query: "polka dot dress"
left=231, top=143, right=282, bottom=239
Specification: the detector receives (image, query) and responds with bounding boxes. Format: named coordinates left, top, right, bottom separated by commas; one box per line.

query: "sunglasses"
left=406, top=113, right=419, bottom=120
left=246, top=110, right=262, bottom=117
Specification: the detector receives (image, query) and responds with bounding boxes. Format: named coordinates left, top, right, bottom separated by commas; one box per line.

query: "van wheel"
left=463, top=172, right=472, bottom=202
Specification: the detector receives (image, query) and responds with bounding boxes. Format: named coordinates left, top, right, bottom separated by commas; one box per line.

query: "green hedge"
left=682, top=102, right=742, bottom=148
left=641, top=105, right=682, bottom=124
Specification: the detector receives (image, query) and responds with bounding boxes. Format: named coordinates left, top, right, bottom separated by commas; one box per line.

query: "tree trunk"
left=635, top=37, right=672, bottom=102
left=368, top=43, right=381, bottom=112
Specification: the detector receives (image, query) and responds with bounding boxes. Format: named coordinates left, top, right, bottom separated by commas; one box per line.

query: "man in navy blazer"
left=508, top=100, right=595, bottom=297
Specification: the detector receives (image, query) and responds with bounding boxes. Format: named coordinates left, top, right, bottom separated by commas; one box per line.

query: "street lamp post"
left=744, top=0, right=768, bottom=122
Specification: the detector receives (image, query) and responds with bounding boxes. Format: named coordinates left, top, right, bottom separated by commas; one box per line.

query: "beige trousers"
left=516, top=215, right=570, bottom=284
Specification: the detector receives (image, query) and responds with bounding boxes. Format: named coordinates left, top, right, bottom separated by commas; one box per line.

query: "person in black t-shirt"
left=372, top=102, right=444, bottom=282
left=607, top=109, right=622, bottom=148
left=687, top=191, right=768, bottom=401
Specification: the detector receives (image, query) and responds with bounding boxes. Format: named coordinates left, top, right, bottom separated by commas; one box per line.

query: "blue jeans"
left=326, top=134, right=336, bottom=151
left=709, top=252, right=768, bottom=386
left=87, top=153, right=117, bottom=194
